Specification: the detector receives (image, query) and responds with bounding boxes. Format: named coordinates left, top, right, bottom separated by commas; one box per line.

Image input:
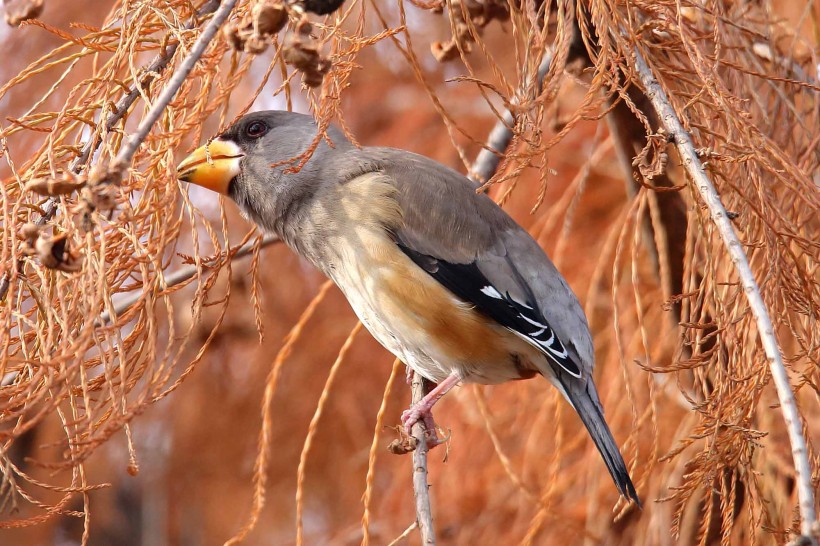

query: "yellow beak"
left=176, top=138, right=244, bottom=194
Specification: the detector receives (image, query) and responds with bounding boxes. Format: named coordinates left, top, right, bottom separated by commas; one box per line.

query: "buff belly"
left=324, top=226, right=540, bottom=385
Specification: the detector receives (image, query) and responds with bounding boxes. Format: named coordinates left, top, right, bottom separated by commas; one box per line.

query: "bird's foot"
left=400, top=371, right=460, bottom=449
left=401, top=404, right=446, bottom=447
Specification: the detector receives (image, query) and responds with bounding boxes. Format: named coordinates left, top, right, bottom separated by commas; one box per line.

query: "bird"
left=177, top=110, right=640, bottom=505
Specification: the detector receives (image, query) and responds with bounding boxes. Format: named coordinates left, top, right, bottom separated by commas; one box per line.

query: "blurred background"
left=0, top=0, right=818, bottom=545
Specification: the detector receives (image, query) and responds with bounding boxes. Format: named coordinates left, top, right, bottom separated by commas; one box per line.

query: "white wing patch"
left=520, top=314, right=547, bottom=328
left=480, top=285, right=504, bottom=299
left=509, top=330, right=577, bottom=376
left=503, top=294, right=579, bottom=378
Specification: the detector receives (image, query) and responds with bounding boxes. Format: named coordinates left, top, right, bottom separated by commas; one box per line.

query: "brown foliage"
left=0, top=0, right=818, bottom=544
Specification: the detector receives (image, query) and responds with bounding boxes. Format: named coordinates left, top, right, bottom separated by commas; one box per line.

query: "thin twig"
left=469, top=50, right=553, bottom=186
left=0, top=0, right=224, bottom=302
left=402, top=47, right=558, bottom=545
left=632, top=46, right=818, bottom=543
left=410, top=375, right=436, bottom=546
left=386, top=521, right=418, bottom=546
left=751, top=42, right=819, bottom=89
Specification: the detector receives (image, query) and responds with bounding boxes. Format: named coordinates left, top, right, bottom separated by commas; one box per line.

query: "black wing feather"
left=398, top=243, right=581, bottom=377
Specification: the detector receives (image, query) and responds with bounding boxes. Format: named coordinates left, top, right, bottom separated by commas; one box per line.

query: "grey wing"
left=374, top=148, right=594, bottom=380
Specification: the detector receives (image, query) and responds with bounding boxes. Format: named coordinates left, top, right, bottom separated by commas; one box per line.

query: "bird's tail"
left=557, top=375, right=641, bottom=506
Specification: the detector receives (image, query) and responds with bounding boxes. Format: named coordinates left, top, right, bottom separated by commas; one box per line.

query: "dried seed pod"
left=243, top=34, right=269, bottom=55
left=387, top=437, right=418, bottom=455
left=224, top=0, right=288, bottom=55
left=223, top=15, right=259, bottom=52
left=34, top=233, right=83, bottom=273
left=431, top=40, right=460, bottom=63
left=223, top=22, right=245, bottom=51
left=282, top=21, right=330, bottom=87
left=253, top=1, right=286, bottom=35
left=90, top=183, right=119, bottom=212
left=282, top=37, right=319, bottom=71
left=632, top=132, right=671, bottom=181
left=429, top=0, right=505, bottom=63
left=4, top=0, right=44, bottom=27
left=20, top=222, right=40, bottom=243
left=301, top=64, right=329, bottom=88
left=87, top=160, right=124, bottom=188
left=463, top=0, right=508, bottom=24
left=25, top=172, right=86, bottom=196
left=20, top=223, right=41, bottom=256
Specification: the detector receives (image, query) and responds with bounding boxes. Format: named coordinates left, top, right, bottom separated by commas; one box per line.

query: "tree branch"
left=410, top=375, right=436, bottom=546
left=386, top=521, right=418, bottom=546
left=98, top=233, right=280, bottom=326
left=632, top=46, right=818, bottom=543
left=0, top=233, right=281, bottom=388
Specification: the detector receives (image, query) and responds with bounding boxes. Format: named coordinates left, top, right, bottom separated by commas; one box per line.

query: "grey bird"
left=177, top=110, right=640, bottom=505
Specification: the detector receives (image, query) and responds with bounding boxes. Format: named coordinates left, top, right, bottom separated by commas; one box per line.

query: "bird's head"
left=176, top=110, right=352, bottom=233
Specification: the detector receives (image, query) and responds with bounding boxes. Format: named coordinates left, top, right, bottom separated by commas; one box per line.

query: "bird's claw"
left=401, top=407, right=445, bottom=447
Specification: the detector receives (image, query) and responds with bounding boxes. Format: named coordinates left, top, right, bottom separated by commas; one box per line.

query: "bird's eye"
left=245, top=121, right=268, bottom=138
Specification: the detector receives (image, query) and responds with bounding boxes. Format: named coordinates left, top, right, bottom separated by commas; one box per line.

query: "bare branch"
left=410, top=374, right=436, bottom=545
left=387, top=521, right=418, bottom=546
left=401, top=47, right=561, bottom=546
left=402, top=50, right=560, bottom=545
left=632, top=46, right=818, bottom=543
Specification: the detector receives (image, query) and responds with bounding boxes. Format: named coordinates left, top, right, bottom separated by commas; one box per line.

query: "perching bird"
left=177, top=110, right=639, bottom=504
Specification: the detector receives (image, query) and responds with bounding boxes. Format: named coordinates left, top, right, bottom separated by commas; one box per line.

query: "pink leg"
left=401, top=372, right=460, bottom=443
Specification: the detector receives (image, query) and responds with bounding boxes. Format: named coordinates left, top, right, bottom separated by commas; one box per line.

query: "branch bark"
left=632, top=46, right=818, bottom=543
left=410, top=375, right=436, bottom=546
